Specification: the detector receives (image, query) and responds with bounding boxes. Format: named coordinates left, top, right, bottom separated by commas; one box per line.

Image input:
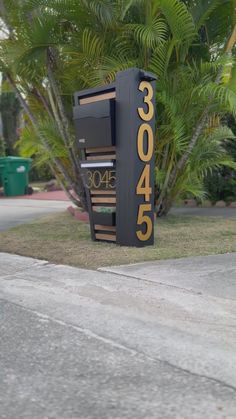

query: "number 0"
left=137, top=123, right=154, bottom=162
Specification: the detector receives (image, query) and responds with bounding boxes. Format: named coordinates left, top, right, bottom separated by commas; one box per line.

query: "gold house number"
left=136, top=81, right=154, bottom=242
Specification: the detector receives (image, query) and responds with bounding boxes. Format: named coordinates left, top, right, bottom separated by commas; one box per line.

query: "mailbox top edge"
left=74, top=82, right=116, bottom=103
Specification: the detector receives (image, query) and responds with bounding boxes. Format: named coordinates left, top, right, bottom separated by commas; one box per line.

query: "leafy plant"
left=0, top=74, right=21, bottom=156
left=0, top=0, right=236, bottom=215
left=205, top=114, right=236, bottom=202
left=0, top=136, right=5, bottom=156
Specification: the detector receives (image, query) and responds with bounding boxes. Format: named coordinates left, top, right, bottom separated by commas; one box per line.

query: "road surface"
left=1, top=252, right=236, bottom=418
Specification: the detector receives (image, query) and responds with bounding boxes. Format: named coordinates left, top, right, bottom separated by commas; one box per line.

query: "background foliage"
left=0, top=0, right=236, bottom=212
left=0, top=136, right=5, bottom=156
left=0, top=74, right=21, bottom=156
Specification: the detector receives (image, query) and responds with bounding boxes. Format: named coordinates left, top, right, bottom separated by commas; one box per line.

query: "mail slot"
left=74, top=99, right=115, bottom=149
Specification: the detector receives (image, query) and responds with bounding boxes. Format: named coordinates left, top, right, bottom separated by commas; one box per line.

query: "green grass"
left=0, top=212, right=235, bottom=269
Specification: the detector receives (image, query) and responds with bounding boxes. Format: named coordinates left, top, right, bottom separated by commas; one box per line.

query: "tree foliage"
left=0, top=0, right=236, bottom=213
left=0, top=74, right=21, bottom=155
left=205, top=114, right=236, bottom=202
left=0, top=136, right=5, bottom=156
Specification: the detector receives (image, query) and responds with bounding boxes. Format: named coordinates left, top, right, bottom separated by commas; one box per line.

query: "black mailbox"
left=73, top=99, right=115, bottom=149
left=73, top=68, right=156, bottom=247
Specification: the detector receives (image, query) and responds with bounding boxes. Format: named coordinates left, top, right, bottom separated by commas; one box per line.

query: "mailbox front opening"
left=74, top=97, right=116, bottom=149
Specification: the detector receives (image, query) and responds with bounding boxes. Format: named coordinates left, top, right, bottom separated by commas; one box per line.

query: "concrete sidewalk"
left=0, top=198, right=69, bottom=231
left=1, top=252, right=236, bottom=418
left=0, top=190, right=70, bottom=201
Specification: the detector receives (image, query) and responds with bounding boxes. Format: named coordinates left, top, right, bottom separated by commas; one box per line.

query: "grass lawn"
left=0, top=212, right=236, bottom=269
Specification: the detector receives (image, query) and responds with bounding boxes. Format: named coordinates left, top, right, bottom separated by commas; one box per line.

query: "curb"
left=67, top=206, right=89, bottom=223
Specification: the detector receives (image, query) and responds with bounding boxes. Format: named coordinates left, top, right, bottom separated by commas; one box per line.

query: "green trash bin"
left=0, top=156, right=32, bottom=197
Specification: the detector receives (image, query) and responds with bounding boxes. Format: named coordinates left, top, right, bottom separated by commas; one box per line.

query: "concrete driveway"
left=0, top=198, right=69, bottom=231
left=1, top=252, right=236, bottom=418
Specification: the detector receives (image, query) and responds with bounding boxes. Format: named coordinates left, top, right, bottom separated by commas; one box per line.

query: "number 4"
left=136, top=165, right=152, bottom=202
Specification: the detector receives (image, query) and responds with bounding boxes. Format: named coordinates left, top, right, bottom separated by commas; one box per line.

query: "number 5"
left=136, top=204, right=153, bottom=241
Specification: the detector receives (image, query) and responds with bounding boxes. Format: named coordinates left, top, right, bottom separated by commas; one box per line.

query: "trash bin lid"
left=0, top=156, right=32, bottom=163
left=0, top=157, right=32, bottom=173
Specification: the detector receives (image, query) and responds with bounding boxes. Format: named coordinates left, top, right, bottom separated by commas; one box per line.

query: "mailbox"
left=74, top=99, right=115, bottom=149
left=74, top=68, right=156, bottom=247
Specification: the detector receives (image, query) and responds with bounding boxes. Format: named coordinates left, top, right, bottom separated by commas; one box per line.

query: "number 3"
left=138, top=81, right=154, bottom=122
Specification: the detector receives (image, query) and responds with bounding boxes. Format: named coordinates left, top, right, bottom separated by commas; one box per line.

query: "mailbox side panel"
left=116, top=68, right=156, bottom=247
left=73, top=84, right=117, bottom=244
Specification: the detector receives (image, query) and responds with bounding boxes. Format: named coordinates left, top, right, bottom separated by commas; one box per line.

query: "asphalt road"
left=1, top=252, right=236, bottom=418
left=0, top=199, right=69, bottom=231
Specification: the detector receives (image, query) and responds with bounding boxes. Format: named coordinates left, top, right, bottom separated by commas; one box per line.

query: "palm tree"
left=0, top=0, right=88, bottom=207
left=0, top=0, right=236, bottom=215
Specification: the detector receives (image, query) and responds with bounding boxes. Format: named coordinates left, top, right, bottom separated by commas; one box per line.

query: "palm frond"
left=149, top=40, right=173, bottom=79
left=159, top=0, right=196, bottom=43
left=197, top=83, right=236, bottom=116
left=127, top=18, right=168, bottom=49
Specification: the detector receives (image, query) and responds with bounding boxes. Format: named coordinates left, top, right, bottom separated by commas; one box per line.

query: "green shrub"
left=205, top=116, right=236, bottom=202
left=0, top=137, right=6, bottom=157
left=30, top=162, right=53, bottom=182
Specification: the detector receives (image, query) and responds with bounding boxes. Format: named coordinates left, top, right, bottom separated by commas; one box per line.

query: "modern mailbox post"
left=73, top=68, right=156, bottom=247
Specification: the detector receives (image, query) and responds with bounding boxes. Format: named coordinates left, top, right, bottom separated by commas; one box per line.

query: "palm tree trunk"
left=6, top=73, right=87, bottom=210
left=46, top=48, right=87, bottom=206
left=32, top=88, right=54, bottom=121
left=46, top=48, right=80, bottom=173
